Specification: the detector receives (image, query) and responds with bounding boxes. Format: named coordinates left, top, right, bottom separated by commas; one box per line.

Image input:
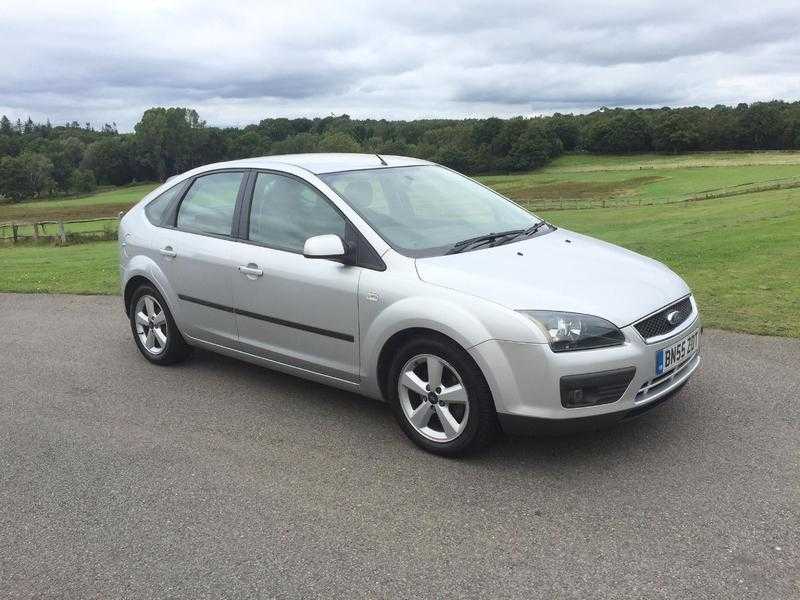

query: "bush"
left=69, top=169, right=97, bottom=194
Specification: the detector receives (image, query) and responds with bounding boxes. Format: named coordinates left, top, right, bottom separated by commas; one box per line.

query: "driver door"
left=229, top=171, right=360, bottom=381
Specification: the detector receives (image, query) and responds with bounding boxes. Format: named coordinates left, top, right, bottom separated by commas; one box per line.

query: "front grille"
left=634, top=297, right=692, bottom=340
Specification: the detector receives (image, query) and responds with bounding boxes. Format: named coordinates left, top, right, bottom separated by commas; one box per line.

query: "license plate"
left=656, top=330, right=700, bottom=376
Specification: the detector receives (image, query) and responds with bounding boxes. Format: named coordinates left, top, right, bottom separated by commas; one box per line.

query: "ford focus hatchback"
left=119, top=153, right=701, bottom=455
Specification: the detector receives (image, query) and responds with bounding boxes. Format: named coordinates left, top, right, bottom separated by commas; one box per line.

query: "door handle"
left=238, top=264, right=263, bottom=277
left=159, top=246, right=177, bottom=258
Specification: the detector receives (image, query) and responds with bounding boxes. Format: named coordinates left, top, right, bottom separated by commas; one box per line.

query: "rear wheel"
left=129, top=284, right=191, bottom=365
left=388, top=335, right=498, bottom=456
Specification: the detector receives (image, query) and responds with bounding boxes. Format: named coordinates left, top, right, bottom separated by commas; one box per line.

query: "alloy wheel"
left=398, top=353, right=470, bottom=443
left=134, top=294, right=168, bottom=356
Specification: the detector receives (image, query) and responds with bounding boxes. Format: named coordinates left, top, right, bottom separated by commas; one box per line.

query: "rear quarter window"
left=145, top=183, right=184, bottom=226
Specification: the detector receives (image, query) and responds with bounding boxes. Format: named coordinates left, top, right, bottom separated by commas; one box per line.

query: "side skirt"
left=183, top=333, right=363, bottom=394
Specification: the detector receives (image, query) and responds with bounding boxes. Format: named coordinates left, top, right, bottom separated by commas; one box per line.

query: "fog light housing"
left=560, top=367, right=636, bottom=408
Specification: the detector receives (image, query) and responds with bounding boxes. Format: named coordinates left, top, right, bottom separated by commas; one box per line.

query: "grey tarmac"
left=0, top=293, right=797, bottom=599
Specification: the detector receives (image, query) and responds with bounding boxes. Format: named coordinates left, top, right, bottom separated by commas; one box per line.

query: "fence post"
left=58, top=221, right=67, bottom=245
left=32, top=223, right=39, bottom=241
left=12, top=224, right=18, bottom=243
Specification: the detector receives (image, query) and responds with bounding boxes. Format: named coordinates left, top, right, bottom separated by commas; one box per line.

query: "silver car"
left=119, top=153, right=701, bottom=455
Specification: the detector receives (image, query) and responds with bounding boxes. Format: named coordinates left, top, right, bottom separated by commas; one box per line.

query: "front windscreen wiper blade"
left=446, top=229, right=525, bottom=254
left=503, top=220, right=552, bottom=244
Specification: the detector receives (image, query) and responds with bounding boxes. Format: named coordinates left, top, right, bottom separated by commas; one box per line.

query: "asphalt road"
left=0, top=293, right=797, bottom=599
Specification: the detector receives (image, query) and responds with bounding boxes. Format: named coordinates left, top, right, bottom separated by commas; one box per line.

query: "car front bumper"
left=469, top=313, right=702, bottom=435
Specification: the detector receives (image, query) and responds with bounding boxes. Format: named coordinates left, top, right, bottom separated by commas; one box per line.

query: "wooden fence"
left=518, top=178, right=800, bottom=212
left=0, top=217, right=119, bottom=244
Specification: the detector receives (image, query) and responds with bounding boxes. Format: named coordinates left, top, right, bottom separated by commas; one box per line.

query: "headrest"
left=344, top=180, right=374, bottom=210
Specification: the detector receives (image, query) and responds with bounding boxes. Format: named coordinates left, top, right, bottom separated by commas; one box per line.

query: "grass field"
left=478, top=151, right=800, bottom=207
left=0, top=183, right=158, bottom=223
left=0, top=241, right=120, bottom=295
left=0, top=152, right=798, bottom=337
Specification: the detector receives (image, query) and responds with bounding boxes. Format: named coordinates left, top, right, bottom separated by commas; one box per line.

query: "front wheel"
left=388, top=336, right=499, bottom=456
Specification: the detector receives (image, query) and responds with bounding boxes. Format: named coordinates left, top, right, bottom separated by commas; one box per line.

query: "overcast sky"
left=2, top=0, right=799, bottom=130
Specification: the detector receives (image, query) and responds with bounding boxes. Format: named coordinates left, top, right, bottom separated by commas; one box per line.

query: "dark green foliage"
left=507, top=120, right=562, bottom=171
left=0, top=155, right=31, bottom=201
left=472, top=117, right=504, bottom=146
left=0, top=152, right=54, bottom=201
left=317, top=131, right=361, bottom=152
left=585, top=110, right=651, bottom=153
left=81, top=137, right=133, bottom=186
left=133, top=107, right=205, bottom=180
left=228, top=130, right=266, bottom=159
left=69, top=169, right=97, bottom=194
left=739, top=101, right=786, bottom=149
left=271, top=132, right=322, bottom=154
left=547, top=114, right=580, bottom=151
left=652, top=112, right=701, bottom=153
left=4, top=100, right=800, bottom=202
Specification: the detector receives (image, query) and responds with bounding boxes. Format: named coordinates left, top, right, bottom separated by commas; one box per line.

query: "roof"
left=228, top=153, right=431, bottom=175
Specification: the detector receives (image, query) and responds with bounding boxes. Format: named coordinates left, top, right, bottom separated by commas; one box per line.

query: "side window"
left=145, top=183, right=183, bottom=225
left=248, top=173, right=346, bottom=252
left=176, top=172, right=244, bottom=236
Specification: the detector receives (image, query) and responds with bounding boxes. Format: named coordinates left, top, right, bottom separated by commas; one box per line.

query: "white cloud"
left=1, top=0, right=798, bottom=129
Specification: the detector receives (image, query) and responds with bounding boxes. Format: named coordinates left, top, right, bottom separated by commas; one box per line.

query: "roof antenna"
left=376, top=154, right=388, bottom=166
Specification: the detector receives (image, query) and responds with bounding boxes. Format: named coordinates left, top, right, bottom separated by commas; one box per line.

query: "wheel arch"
left=121, top=255, right=176, bottom=318
left=376, top=327, right=469, bottom=403
left=124, top=275, right=153, bottom=315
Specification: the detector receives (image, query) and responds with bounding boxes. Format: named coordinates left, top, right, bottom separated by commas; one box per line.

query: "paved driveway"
left=0, top=293, right=797, bottom=599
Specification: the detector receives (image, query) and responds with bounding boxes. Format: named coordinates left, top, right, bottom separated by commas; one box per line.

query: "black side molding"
left=177, top=294, right=354, bottom=342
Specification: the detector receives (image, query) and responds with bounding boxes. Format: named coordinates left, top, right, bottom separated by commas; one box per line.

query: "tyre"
left=388, top=335, right=499, bottom=456
left=128, top=284, right=191, bottom=365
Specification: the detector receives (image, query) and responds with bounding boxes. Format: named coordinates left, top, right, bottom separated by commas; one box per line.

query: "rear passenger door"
left=151, top=170, right=246, bottom=346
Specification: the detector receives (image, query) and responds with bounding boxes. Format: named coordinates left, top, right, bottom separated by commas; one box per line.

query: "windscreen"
left=321, top=165, right=539, bottom=257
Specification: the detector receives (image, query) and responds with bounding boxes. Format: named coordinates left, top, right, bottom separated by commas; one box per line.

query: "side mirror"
left=303, top=234, right=347, bottom=261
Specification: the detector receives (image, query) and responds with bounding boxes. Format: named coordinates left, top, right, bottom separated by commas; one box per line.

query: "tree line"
left=2, top=100, right=800, bottom=202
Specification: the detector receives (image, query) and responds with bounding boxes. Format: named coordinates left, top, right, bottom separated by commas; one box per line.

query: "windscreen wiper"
left=504, top=220, right=552, bottom=244
left=446, top=229, right=525, bottom=254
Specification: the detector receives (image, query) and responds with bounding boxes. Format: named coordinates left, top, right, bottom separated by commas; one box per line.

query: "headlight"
left=519, top=310, right=625, bottom=352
